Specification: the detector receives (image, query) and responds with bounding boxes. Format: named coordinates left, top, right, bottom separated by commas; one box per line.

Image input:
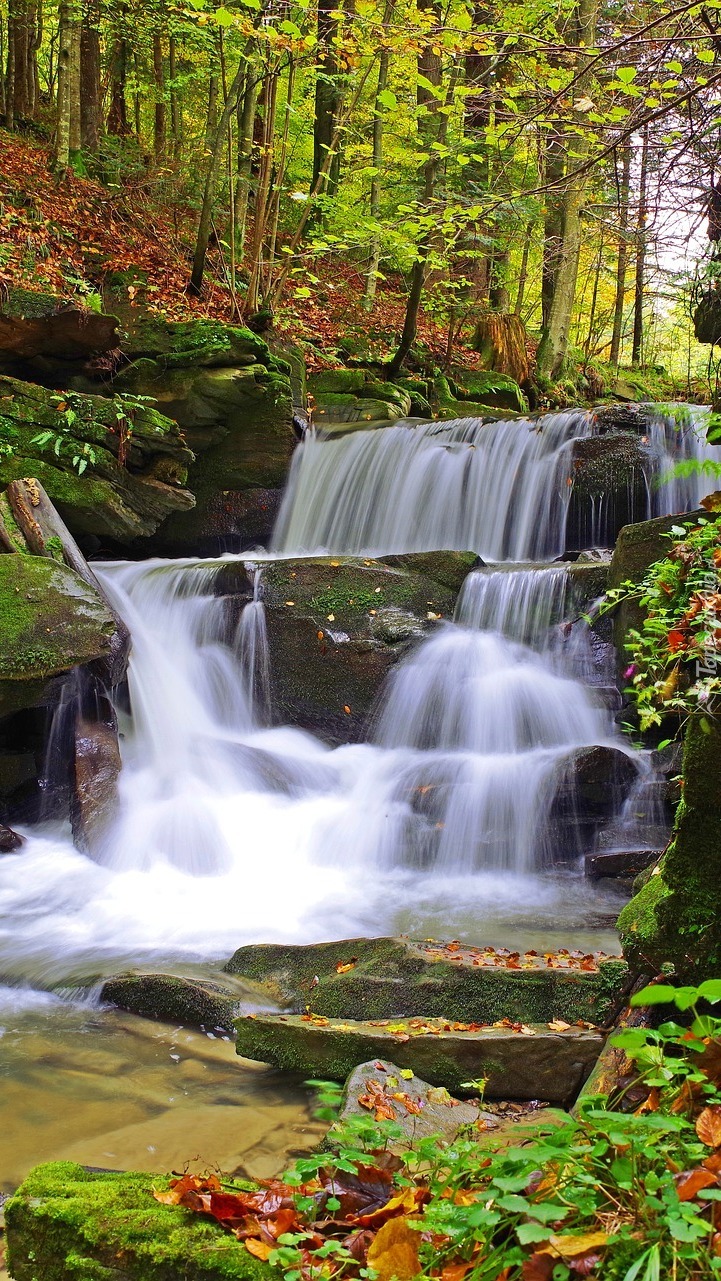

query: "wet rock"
left=551, top=745, right=638, bottom=841
left=234, top=1012, right=603, bottom=1105
left=258, top=553, right=477, bottom=744
left=72, top=717, right=122, bottom=857
left=6, top=1163, right=276, bottom=1281
left=100, top=972, right=243, bottom=1033
left=225, top=935, right=628, bottom=1026
left=585, top=849, right=661, bottom=880
left=308, top=370, right=412, bottom=423
left=0, top=374, right=194, bottom=547
left=337, top=1060, right=485, bottom=1144
left=0, top=554, right=118, bottom=717
left=566, top=434, right=650, bottom=552
left=0, top=823, right=23, bottom=852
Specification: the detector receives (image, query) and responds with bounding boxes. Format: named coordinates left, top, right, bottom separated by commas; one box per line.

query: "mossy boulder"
left=307, top=369, right=412, bottom=424
left=0, top=554, right=117, bottom=716
left=255, top=553, right=477, bottom=743
left=607, top=511, right=706, bottom=653
left=566, top=434, right=651, bottom=552
left=0, top=375, right=194, bottom=546
left=109, top=319, right=293, bottom=554
left=619, top=709, right=721, bottom=979
left=337, top=1059, right=483, bottom=1144
left=448, top=370, right=528, bottom=414
left=234, top=1012, right=603, bottom=1105
left=225, top=936, right=629, bottom=1026
left=0, top=288, right=120, bottom=379
left=5, top=1162, right=274, bottom=1281
left=100, top=972, right=243, bottom=1033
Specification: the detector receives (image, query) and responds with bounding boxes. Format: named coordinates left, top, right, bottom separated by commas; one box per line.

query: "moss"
left=617, top=869, right=672, bottom=967
left=121, top=318, right=271, bottom=370
left=101, top=973, right=238, bottom=1032
left=6, top=1162, right=274, bottom=1281
left=226, top=939, right=628, bottom=1027
left=450, top=370, right=528, bottom=414
left=234, top=1014, right=602, bottom=1105
left=0, top=554, right=115, bottom=682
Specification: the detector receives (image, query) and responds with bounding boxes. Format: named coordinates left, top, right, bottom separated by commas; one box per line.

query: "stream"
left=0, top=404, right=717, bottom=1188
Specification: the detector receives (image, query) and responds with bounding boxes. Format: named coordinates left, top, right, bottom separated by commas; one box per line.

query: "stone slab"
left=234, top=1013, right=605, bottom=1106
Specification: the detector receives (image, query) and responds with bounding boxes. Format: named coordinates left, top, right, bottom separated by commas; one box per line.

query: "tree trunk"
left=312, top=0, right=340, bottom=194
left=153, top=28, right=166, bottom=164
left=362, top=22, right=390, bottom=312
left=169, top=35, right=181, bottom=166
left=54, top=0, right=74, bottom=171
left=514, top=218, right=534, bottom=316
left=189, top=52, right=248, bottom=297
left=234, top=62, right=258, bottom=256
left=80, top=0, right=101, bottom=153
left=536, top=0, right=599, bottom=379
left=107, top=37, right=130, bottom=136
left=6, top=0, right=38, bottom=125
left=610, top=140, right=632, bottom=367
left=69, top=17, right=81, bottom=157
left=632, top=126, right=649, bottom=367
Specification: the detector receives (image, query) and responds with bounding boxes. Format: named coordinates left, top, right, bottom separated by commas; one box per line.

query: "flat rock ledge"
left=225, top=935, right=629, bottom=1027
left=337, top=1058, right=485, bottom=1144
left=5, top=1162, right=273, bottom=1281
left=234, top=1013, right=604, bottom=1106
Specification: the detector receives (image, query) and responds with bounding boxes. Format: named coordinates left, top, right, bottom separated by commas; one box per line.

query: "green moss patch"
left=6, top=1162, right=274, bottom=1281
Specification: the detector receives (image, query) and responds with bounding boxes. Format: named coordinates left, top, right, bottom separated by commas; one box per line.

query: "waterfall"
left=272, top=404, right=717, bottom=560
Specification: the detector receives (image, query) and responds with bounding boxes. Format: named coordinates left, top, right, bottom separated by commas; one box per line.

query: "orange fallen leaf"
left=698, top=1105, right=721, bottom=1147
left=676, top=1167, right=718, bottom=1201
left=366, top=1216, right=420, bottom=1281
left=245, top=1238, right=274, bottom=1261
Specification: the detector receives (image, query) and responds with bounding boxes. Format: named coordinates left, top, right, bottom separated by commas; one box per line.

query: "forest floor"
left=0, top=128, right=457, bottom=370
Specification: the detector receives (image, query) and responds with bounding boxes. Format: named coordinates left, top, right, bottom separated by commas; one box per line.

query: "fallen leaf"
left=697, top=1105, right=721, bottom=1147
left=676, top=1167, right=718, bottom=1201
left=548, top=1020, right=571, bottom=1032
left=366, top=1216, right=420, bottom=1281
left=245, top=1238, right=273, bottom=1260
left=548, top=1230, right=609, bottom=1258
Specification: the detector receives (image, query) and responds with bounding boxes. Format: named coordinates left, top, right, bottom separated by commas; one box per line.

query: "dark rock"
left=100, top=972, right=243, bottom=1032
left=234, top=1012, right=603, bottom=1105
left=258, top=553, right=477, bottom=743
left=225, top=935, right=628, bottom=1026
left=555, top=745, right=638, bottom=819
left=0, top=289, right=119, bottom=380
left=566, top=434, right=650, bottom=551
left=585, top=849, right=661, bottom=880
left=0, top=823, right=23, bottom=852
left=72, top=717, right=122, bottom=858
left=693, top=289, right=721, bottom=345
left=6, top=1163, right=276, bottom=1281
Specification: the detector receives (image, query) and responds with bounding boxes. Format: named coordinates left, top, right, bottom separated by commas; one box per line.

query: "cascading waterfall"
left=272, top=404, right=717, bottom=559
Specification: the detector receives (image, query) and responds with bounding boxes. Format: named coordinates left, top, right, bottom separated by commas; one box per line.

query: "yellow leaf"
left=245, top=1238, right=273, bottom=1261
left=366, top=1216, right=420, bottom=1280
left=548, top=1019, right=571, bottom=1032
left=548, top=1231, right=609, bottom=1258
left=400, top=1068, right=414, bottom=1079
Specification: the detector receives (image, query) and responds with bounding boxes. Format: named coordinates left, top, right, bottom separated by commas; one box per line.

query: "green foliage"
left=602, top=516, right=721, bottom=729
left=264, top=981, right=721, bottom=1281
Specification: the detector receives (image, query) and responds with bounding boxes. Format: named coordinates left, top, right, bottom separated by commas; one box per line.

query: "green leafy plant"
left=600, top=515, right=721, bottom=730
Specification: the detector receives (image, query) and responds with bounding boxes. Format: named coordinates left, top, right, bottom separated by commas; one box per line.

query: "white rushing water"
left=273, top=404, right=717, bottom=558
left=6, top=399, right=714, bottom=1000
left=0, top=555, right=636, bottom=995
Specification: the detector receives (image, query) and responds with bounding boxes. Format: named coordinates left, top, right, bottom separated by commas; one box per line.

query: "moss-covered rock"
left=0, top=554, right=116, bottom=715
left=0, top=375, right=194, bottom=546
left=307, top=369, right=413, bottom=424
left=256, top=553, right=476, bottom=743
left=0, top=289, right=119, bottom=377
left=234, top=1012, right=603, bottom=1104
left=5, top=1162, right=274, bottom=1281
left=100, top=972, right=242, bottom=1033
left=448, top=370, right=528, bottom=414
left=109, top=322, right=293, bottom=554
left=607, top=511, right=703, bottom=651
left=619, top=709, right=721, bottom=979
left=225, top=936, right=628, bottom=1026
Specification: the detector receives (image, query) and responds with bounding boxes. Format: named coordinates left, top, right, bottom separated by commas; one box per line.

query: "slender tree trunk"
left=584, top=232, right=604, bottom=361
left=153, top=28, right=166, bottom=163
left=264, top=57, right=296, bottom=293
left=514, top=218, right=533, bottom=315
left=69, top=17, right=81, bottom=156
left=536, top=0, right=599, bottom=378
left=53, top=0, right=74, bottom=171
left=189, top=51, right=249, bottom=296
left=204, top=58, right=219, bottom=155
left=107, top=36, right=130, bottom=135
left=234, top=64, right=258, bottom=256
left=80, top=0, right=101, bottom=153
left=610, top=140, right=632, bottom=367
left=632, top=126, right=649, bottom=367
left=246, top=62, right=279, bottom=313
left=6, top=0, right=38, bottom=125
left=362, top=23, right=390, bottom=312
left=312, top=0, right=340, bottom=194
left=169, top=35, right=182, bottom=167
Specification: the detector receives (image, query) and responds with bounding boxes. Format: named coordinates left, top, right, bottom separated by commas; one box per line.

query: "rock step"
left=225, top=935, right=628, bottom=1027
left=585, top=849, right=662, bottom=880
left=234, top=1012, right=605, bottom=1106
